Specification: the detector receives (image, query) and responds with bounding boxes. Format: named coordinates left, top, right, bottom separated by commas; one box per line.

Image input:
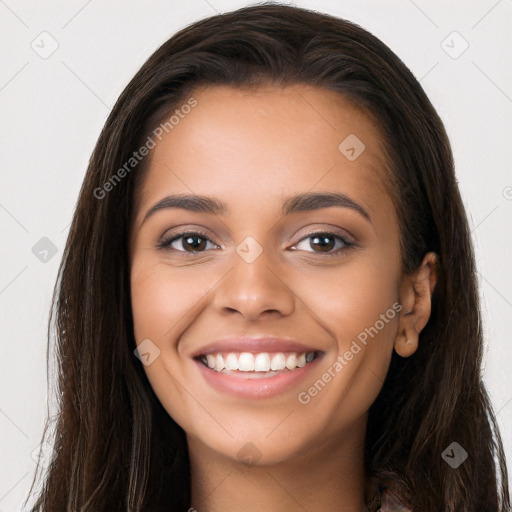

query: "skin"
left=129, top=84, right=437, bottom=512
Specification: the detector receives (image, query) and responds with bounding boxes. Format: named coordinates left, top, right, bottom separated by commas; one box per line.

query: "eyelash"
left=156, top=230, right=355, bottom=257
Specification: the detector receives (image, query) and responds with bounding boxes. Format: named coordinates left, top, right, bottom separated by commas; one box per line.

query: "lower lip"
left=194, top=356, right=322, bottom=399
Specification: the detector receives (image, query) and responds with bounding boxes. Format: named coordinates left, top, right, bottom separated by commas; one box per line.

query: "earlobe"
left=394, top=252, right=438, bottom=358
left=394, top=330, right=418, bottom=357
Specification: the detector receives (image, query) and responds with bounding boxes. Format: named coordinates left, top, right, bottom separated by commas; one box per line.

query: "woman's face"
left=129, top=84, right=404, bottom=465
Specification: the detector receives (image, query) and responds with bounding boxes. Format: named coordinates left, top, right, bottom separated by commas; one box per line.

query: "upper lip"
left=191, top=337, right=322, bottom=358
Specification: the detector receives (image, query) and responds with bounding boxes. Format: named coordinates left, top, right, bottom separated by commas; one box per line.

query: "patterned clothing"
left=379, top=486, right=413, bottom=512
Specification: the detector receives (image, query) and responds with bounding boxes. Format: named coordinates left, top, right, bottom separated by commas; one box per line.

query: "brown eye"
left=310, top=234, right=335, bottom=252
left=292, top=232, right=353, bottom=255
left=157, top=232, right=218, bottom=253
left=181, top=235, right=208, bottom=252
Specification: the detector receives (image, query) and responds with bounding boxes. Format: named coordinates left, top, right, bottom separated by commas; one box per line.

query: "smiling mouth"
left=197, top=350, right=321, bottom=375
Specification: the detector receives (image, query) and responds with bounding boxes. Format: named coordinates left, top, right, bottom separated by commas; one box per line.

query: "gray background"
left=1, top=0, right=511, bottom=509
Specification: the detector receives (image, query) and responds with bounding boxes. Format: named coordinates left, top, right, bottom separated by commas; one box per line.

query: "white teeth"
left=200, top=351, right=317, bottom=372
left=225, top=353, right=238, bottom=370
left=270, top=352, right=286, bottom=370
left=254, top=353, right=270, bottom=371
left=285, top=353, right=297, bottom=370
left=238, top=352, right=254, bottom=371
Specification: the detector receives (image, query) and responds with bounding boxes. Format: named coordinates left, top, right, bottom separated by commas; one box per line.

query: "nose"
left=210, top=248, right=296, bottom=321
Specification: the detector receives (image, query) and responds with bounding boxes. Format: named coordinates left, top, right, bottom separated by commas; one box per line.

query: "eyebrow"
left=141, top=191, right=371, bottom=226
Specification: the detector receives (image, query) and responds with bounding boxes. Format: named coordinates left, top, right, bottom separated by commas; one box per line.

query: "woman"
left=26, top=3, right=510, bottom=511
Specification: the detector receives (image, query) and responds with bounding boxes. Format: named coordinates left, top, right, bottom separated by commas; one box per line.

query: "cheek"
left=292, top=276, right=399, bottom=432
left=130, top=257, right=210, bottom=426
left=130, top=258, right=208, bottom=342
left=289, top=254, right=400, bottom=411
left=296, top=256, right=400, bottom=346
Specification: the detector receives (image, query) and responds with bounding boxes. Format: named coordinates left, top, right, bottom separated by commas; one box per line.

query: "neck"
left=187, top=422, right=368, bottom=512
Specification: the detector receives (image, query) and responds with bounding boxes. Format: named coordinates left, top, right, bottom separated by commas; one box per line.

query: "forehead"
left=134, top=83, right=393, bottom=225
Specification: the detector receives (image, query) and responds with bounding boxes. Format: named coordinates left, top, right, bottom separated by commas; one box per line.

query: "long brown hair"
left=26, top=3, right=510, bottom=511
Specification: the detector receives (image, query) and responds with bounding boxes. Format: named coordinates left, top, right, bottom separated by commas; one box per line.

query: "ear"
left=394, top=252, right=438, bottom=357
